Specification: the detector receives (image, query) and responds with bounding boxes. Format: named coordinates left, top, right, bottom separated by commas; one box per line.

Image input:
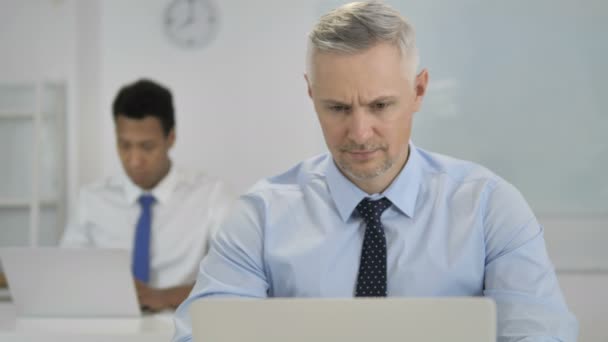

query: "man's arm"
left=482, top=180, right=578, bottom=341
left=60, top=189, right=93, bottom=247
left=135, top=280, right=194, bottom=312
left=172, top=195, right=269, bottom=342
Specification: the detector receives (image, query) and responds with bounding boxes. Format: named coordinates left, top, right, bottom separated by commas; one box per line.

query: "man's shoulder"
left=72, top=175, right=128, bottom=211
left=175, top=168, right=224, bottom=188
left=415, top=147, right=503, bottom=190
left=172, top=167, right=234, bottom=202
left=79, top=175, right=124, bottom=196
left=245, top=153, right=330, bottom=198
left=416, top=147, right=534, bottom=221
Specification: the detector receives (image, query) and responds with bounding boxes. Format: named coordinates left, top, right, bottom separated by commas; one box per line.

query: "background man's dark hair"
left=112, top=79, right=175, bottom=136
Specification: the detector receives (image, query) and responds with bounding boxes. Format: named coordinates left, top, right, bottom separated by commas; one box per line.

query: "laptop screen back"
left=190, top=297, right=496, bottom=342
left=0, top=247, right=140, bottom=317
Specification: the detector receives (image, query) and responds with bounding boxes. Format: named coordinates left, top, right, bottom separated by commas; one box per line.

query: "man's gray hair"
left=307, top=1, right=419, bottom=79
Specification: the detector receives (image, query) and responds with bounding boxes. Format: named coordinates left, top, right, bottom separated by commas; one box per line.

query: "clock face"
left=164, top=0, right=219, bottom=49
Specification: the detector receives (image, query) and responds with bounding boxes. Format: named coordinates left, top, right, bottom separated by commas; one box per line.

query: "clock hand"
left=179, top=0, right=195, bottom=28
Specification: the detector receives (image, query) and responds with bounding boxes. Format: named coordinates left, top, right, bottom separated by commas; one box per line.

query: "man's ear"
left=304, top=74, right=313, bottom=99
left=167, top=128, right=176, bottom=148
left=413, top=68, right=429, bottom=112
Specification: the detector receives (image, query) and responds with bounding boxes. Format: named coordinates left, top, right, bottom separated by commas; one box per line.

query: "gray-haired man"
left=173, top=2, right=577, bottom=341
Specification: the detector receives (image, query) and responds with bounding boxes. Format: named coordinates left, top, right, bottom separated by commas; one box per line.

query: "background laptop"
left=0, top=247, right=140, bottom=317
left=191, top=297, right=496, bottom=342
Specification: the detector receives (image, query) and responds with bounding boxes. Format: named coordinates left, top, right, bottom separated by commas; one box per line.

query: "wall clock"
left=164, top=0, right=219, bottom=49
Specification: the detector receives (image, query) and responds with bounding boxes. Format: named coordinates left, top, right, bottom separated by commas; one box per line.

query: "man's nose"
left=127, top=150, right=145, bottom=169
left=346, top=108, right=374, bottom=144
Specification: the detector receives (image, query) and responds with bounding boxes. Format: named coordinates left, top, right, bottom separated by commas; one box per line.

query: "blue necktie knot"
left=138, top=194, right=155, bottom=208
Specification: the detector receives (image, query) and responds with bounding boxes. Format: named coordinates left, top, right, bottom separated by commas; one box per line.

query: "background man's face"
left=115, top=116, right=175, bottom=190
left=307, top=42, right=427, bottom=191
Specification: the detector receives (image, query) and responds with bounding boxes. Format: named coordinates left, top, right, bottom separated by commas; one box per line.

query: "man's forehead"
left=115, top=120, right=166, bottom=142
left=320, top=95, right=398, bottom=104
left=309, top=64, right=409, bottom=101
left=308, top=45, right=411, bottom=83
left=116, top=116, right=164, bottom=131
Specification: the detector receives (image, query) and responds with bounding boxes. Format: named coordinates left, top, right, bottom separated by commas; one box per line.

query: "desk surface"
left=0, top=302, right=174, bottom=342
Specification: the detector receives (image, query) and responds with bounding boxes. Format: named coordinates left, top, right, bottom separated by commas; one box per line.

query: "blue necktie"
left=355, top=197, right=392, bottom=297
left=133, top=194, right=155, bottom=283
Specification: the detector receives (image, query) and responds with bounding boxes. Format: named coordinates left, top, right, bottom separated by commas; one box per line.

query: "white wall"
left=0, top=1, right=76, bottom=81
left=74, top=0, right=102, bottom=192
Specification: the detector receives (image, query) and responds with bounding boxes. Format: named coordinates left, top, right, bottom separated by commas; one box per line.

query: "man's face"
left=306, top=42, right=428, bottom=193
left=115, top=116, right=175, bottom=190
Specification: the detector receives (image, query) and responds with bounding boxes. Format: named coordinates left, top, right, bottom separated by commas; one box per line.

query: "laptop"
left=0, top=247, right=140, bottom=317
left=191, top=297, right=496, bottom=341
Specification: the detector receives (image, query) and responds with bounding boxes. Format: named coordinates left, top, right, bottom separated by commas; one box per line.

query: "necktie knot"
left=356, top=197, right=391, bottom=224
left=138, top=194, right=155, bottom=208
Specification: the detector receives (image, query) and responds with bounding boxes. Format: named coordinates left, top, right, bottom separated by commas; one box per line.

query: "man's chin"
left=337, top=156, right=396, bottom=181
left=340, top=164, right=384, bottom=181
left=129, top=176, right=150, bottom=188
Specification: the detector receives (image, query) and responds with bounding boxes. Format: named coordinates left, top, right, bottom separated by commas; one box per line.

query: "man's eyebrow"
left=320, top=99, right=350, bottom=105
left=368, top=96, right=398, bottom=104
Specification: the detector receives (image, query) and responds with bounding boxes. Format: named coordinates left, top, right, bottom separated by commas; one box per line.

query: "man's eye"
left=141, top=143, right=155, bottom=151
left=372, top=102, right=389, bottom=110
left=329, top=105, right=349, bottom=112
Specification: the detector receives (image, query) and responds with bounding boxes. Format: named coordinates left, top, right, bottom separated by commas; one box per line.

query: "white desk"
left=0, top=302, right=174, bottom=341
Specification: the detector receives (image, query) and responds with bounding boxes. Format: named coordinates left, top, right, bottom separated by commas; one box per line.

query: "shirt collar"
left=122, top=163, right=178, bottom=205
left=324, top=143, right=422, bottom=222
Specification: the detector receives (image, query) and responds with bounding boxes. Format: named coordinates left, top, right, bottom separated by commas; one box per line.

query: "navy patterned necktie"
left=133, top=194, right=155, bottom=283
left=355, top=197, right=392, bottom=297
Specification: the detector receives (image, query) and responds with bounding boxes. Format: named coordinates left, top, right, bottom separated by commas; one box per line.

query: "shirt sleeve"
left=482, top=179, right=578, bottom=341
left=59, top=188, right=92, bottom=248
left=172, top=194, right=269, bottom=342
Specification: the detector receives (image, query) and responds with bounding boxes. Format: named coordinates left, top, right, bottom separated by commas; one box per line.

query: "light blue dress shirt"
left=173, top=144, right=577, bottom=341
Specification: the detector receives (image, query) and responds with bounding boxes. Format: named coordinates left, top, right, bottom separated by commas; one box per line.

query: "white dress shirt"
left=61, top=165, right=235, bottom=289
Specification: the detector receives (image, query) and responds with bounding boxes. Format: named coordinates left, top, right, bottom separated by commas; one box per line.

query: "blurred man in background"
left=62, top=79, right=234, bottom=311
